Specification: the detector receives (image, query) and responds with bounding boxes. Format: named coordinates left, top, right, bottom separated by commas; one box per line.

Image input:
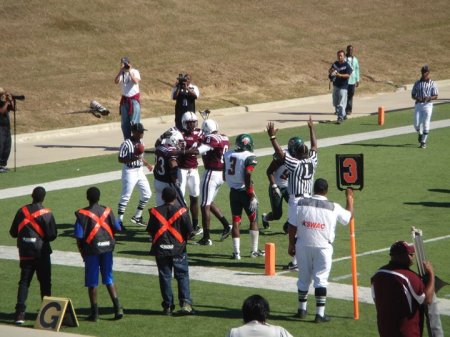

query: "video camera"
left=0, top=92, right=25, bottom=111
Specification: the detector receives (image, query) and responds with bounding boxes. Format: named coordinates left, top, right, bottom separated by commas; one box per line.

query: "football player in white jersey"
left=223, top=134, right=264, bottom=260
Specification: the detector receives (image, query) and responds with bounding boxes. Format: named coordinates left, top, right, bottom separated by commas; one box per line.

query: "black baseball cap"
left=390, top=241, right=415, bottom=256
left=421, top=65, right=430, bottom=74
left=121, top=57, right=130, bottom=65
left=131, top=123, right=147, bottom=133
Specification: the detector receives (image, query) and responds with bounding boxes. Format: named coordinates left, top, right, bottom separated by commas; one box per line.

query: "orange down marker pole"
left=378, top=106, right=385, bottom=125
left=349, top=216, right=359, bottom=320
left=265, top=243, right=276, bottom=276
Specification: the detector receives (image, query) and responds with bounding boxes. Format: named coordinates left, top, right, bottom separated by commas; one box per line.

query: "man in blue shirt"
left=329, top=50, right=353, bottom=124
left=74, top=187, right=124, bottom=321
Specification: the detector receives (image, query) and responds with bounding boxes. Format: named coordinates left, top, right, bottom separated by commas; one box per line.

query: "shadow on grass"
left=429, top=188, right=450, bottom=194
left=404, top=201, right=450, bottom=208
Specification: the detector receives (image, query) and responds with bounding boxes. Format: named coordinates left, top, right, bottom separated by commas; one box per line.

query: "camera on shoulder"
left=177, top=73, right=188, bottom=85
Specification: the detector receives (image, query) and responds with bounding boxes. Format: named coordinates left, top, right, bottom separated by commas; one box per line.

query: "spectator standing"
left=329, top=50, right=353, bottom=124
left=0, top=88, right=13, bottom=173
left=289, top=178, right=353, bottom=323
left=147, top=187, right=195, bottom=315
left=345, top=45, right=360, bottom=115
left=411, top=65, right=439, bottom=149
left=371, top=241, right=435, bottom=337
left=171, top=73, right=199, bottom=130
left=115, top=57, right=141, bottom=140
left=227, top=294, right=293, bottom=337
left=74, top=187, right=124, bottom=321
left=9, top=186, right=57, bottom=325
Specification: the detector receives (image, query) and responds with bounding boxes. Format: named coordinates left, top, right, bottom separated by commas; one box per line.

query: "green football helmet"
left=235, top=134, right=254, bottom=152
left=287, top=136, right=305, bottom=157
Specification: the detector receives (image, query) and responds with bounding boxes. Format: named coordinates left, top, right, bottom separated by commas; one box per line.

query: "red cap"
left=390, top=241, right=415, bottom=256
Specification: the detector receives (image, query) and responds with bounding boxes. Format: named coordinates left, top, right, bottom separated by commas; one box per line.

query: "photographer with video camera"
left=0, top=88, right=15, bottom=173
left=115, top=56, right=141, bottom=140
left=171, top=73, right=199, bottom=130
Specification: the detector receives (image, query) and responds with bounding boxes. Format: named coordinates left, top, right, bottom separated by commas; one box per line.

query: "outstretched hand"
left=267, top=122, right=278, bottom=138
left=307, top=115, right=313, bottom=128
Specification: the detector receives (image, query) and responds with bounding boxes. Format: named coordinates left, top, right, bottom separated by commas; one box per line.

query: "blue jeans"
left=120, top=99, right=141, bottom=140
left=155, top=253, right=192, bottom=309
left=332, top=86, right=348, bottom=119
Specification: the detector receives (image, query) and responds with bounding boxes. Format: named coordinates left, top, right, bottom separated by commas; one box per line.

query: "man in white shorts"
left=289, top=178, right=353, bottom=323
left=178, top=112, right=203, bottom=236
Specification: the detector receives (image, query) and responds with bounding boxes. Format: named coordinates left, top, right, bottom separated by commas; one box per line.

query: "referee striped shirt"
left=412, top=79, right=438, bottom=102
left=119, top=139, right=142, bottom=168
left=284, top=150, right=318, bottom=197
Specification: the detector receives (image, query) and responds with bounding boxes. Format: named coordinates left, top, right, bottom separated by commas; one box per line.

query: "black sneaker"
left=14, top=311, right=25, bottom=325
left=131, top=216, right=146, bottom=227
left=337, top=117, right=343, bottom=124
left=283, top=222, right=289, bottom=234
left=195, top=237, right=212, bottom=246
left=114, top=307, right=124, bottom=320
left=296, top=309, right=307, bottom=319
left=220, top=225, right=232, bottom=241
left=419, top=142, right=427, bottom=149
left=314, top=314, right=331, bottom=323
left=162, top=307, right=173, bottom=316
left=261, top=213, right=270, bottom=229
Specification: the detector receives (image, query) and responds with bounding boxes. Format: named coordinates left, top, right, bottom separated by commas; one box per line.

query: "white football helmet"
left=163, top=130, right=185, bottom=149
left=201, top=119, right=219, bottom=135
left=181, top=111, right=198, bottom=130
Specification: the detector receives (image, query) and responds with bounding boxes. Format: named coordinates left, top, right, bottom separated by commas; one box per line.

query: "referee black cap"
left=421, top=65, right=430, bottom=74
left=87, top=186, right=101, bottom=203
left=131, top=123, right=147, bottom=133
left=313, top=178, right=328, bottom=195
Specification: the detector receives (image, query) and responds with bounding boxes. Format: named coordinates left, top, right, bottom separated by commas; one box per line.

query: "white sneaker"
left=231, top=252, right=241, bottom=260
left=250, top=250, right=265, bottom=258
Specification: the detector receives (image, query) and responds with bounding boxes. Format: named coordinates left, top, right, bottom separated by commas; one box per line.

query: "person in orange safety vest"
left=10, top=186, right=57, bottom=325
left=147, top=187, right=195, bottom=316
left=74, top=186, right=123, bottom=322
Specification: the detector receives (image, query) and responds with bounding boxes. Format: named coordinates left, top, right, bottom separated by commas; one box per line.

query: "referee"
left=117, top=123, right=153, bottom=229
left=267, top=117, right=318, bottom=269
left=411, top=65, right=439, bottom=149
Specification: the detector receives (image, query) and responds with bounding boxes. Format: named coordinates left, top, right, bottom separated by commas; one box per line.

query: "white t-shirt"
left=118, top=68, right=140, bottom=97
left=295, top=195, right=351, bottom=247
left=227, top=321, right=293, bottom=337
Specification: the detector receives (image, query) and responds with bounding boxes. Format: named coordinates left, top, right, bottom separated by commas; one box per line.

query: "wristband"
left=246, top=187, right=254, bottom=195
left=270, top=136, right=276, bottom=140
left=271, top=184, right=278, bottom=189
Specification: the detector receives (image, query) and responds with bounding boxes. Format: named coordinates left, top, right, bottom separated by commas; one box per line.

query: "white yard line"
left=1, top=245, right=448, bottom=316
left=333, top=234, right=450, bottom=262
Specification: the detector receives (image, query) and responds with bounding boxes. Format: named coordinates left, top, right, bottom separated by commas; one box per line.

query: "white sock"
left=233, top=238, right=240, bottom=254
left=317, top=306, right=325, bottom=317
left=249, top=230, right=259, bottom=252
left=135, top=209, right=143, bottom=218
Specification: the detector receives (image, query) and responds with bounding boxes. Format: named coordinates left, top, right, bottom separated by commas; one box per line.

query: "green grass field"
left=0, top=106, right=449, bottom=336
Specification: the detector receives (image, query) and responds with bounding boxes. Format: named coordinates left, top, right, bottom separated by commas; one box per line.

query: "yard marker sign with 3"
left=335, top=154, right=364, bottom=191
